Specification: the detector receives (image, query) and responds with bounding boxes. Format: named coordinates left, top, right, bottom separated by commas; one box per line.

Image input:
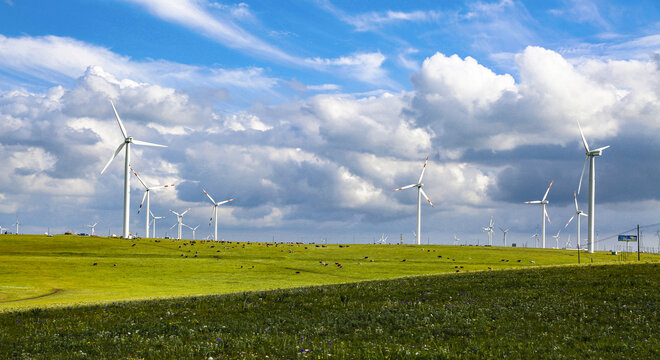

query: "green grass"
left=1, top=234, right=657, bottom=311
left=0, top=263, right=657, bottom=359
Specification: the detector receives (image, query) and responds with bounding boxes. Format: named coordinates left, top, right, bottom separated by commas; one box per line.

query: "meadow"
left=0, top=262, right=657, bottom=359
left=1, top=234, right=653, bottom=311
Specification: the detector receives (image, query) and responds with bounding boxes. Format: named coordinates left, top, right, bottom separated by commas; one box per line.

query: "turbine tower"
left=100, top=101, right=167, bottom=239
left=86, top=222, right=98, bottom=236
left=576, top=120, right=610, bottom=254
left=149, top=211, right=165, bottom=238
left=131, top=167, right=174, bottom=238
left=392, top=156, right=435, bottom=245
left=202, top=188, right=235, bottom=241
left=524, top=180, right=553, bottom=248
left=499, top=227, right=510, bottom=247
left=563, top=192, right=588, bottom=252
left=15, top=219, right=19, bottom=235
left=482, top=217, right=494, bottom=246
left=169, top=208, right=191, bottom=240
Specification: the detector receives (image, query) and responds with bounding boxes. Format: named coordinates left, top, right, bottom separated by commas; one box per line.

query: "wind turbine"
left=530, top=231, right=539, bottom=248
left=552, top=229, right=561, bottom=249
left=202, top=188, right=235, bottom=241
left=149, top=211, right=165, bottom=238
left=453, top=234, right=460, bottom=246
left=100, top=101, right=167, bottom=239
left=563, top=192, right=588, bottom=252
left=524, top=180, right=553, bottom=248
left=498, top=226, right=510, bottom=247
left=169, top=208, right=191, bottom=240
left=392, top=156, right=435, bottom=245
left=183, top=224, right=200, bottom=240
left=131, top=167, right=174, bottom=238
left=482, top=217, right=494, bottom=246
left=376, top=233, right=388, bottom=245
left=15, top=218, right=19, bottom=235
left=576, top=120, right=610, bottom=254
left=86, top=222, right=98, bottom=236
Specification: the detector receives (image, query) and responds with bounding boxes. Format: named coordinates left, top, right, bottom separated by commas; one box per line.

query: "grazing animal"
left=92, top=263, right=97, bottom=266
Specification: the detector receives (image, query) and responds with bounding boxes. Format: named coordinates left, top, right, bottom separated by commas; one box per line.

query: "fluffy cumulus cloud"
left=1, top=41, right=659, bottom=240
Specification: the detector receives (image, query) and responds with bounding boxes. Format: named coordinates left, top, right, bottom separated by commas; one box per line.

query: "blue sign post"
left=618, top=235, right=637, bottom=242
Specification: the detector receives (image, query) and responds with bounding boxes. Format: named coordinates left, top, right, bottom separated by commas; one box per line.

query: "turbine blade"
left=593, top=145, right=610, bottom=152
left=168, top=209, right=179, bottom=216
left=418, top=156, right=429, bottom=184
left=218, top=198, right=235, bottom=205
left=419, top=188, right=435, bottom=208
left=100, top=142, right=125, bottom=175
left=542, top=180, right=554, bottom=202
left=137, top=191, right=147, bottom=214
left=577, top=120, right=590, bottom=152
left=489, top=217, right=494, bottom=227
left=393, top=184, right=417, bottom=192
left=181, top=207, right=191, bottom=215
left=110, top=100, right=128, bottom=139
left=574, top=192, right=579, bottom=212
left=545, top=208, right=551, bottom=225
left=132, top=139, right=167, bottom=148
left=168, top=223, right=177, bottom=231
left=130, top=167, right=148, bottom=189
left=564, top=215, right=575, bottom=229
left=202, top=188, right=216, bottom=204
left=578, top=156, right=588, bottom=195
left=524, top=200, right=542, bottom=204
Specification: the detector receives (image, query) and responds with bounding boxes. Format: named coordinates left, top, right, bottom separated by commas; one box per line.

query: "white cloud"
left=122, top=0, right=299, bottom=64
left=307, top=52, right=394, bottom=87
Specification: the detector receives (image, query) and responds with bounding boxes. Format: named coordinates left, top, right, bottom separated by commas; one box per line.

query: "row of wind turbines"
left=99, top=101, right=607, bottom=252
left=393, top=120, right=607, bottom=254
left=100, top=101, right=234, bottom=241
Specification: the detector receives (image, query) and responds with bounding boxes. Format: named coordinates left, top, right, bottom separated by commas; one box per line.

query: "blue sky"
left=0, top=0, right=659, bottom=249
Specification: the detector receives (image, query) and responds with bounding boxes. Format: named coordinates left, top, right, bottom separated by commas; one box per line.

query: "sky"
left=0, top=0, right=659, bottom=249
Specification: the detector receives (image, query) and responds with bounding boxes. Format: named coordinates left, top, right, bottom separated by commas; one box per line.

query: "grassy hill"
left=1, top=234, right=656, bottom=311
left=0, top=263, right=657, bottom=359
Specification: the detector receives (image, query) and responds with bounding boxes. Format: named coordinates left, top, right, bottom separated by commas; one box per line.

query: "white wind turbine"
left=552, top=229, right=561, bottom=249
left=453, top=234, right=460, bottom=246
left=202, top=188, right=235, bottom=241
left=149, top=211, right=165, bottom=238
left=86, top=222, right=98, bottom=236
left=15, top=218, right=19, bottom=235
left=183, top=224, right=200, bottom=240
left=100, top=101, right=167, bottom=239
left=392, top=156, right=435, bottom=246
left=576, top=120, right=610, bottom=254
left=482, top=217, right=494, bottom=246
left=524, top=180, right=553, bottom=248
left=498, top=226, right=510, bottom=247
left=169, top=208, right=191, bottom=240
left=131, top=167, right=175, bottom=238
left=563, top=192, right=588, bottom=252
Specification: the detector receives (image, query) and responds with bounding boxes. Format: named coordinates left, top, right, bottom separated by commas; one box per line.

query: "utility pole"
left=637, top=224, right=640, bottom=261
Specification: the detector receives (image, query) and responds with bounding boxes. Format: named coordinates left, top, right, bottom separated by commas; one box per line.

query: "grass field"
left=2, top=234, right=656, bottom=311
left=0, top=263, right=657, bottom=359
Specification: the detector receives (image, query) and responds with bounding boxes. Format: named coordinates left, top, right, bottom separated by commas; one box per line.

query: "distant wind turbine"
left=86, top=222, right=98, bottom=236
left=563, top=192, right=588, bottom=252
left=202, top=188, right=235, bottom=241
left=498, top=226, right=510, bottom=247
left=392, top=156, right=435, bottom=245
left=552, top=229, right=561, bottom=249
left=131, top=167, right=175, bottom=238
left=169, top=208, right=191, bottom=240
left=100, top=101, right=167, bottom=239
left=524, top=180, right=553, bottom=248
left=453, top=234, right=460, bottom=246
left=482, top=217, right=494, bottom=246
left=183, top=224, right=200, bottom=240
left=576, top=120, right=610, bottom=254
left=149, top=211, right=165, bottom=238
left=15, top=218, right=19, bottom=235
